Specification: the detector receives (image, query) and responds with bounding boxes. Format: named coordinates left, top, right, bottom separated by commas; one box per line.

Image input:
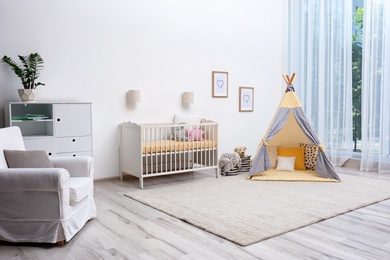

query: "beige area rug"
left=124, top=174, right=390, bottom=246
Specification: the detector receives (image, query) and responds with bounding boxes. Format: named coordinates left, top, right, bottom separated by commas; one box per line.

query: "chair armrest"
left=0, top=168, right=69, bottom=192
left=50, top=156, right=94, bottom=178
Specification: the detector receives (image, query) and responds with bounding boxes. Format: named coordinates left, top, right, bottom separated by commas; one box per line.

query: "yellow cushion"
left=277, top=146, right=306, bottom=170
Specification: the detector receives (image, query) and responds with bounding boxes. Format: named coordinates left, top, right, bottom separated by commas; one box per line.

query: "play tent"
left=248, top=74, right=340, bottom=181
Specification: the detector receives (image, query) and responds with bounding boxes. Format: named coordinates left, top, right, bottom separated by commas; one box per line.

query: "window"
left=352, top=1, right=363, bottom=152
left=288, top=0, right=390, bottom=173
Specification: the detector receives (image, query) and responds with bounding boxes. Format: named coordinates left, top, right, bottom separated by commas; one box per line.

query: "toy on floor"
left=234, top=146, right=247, bottom=157
left=233, top=146, right=251, bottom=172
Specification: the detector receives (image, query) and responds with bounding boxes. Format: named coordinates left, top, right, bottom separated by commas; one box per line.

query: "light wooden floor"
left=1, top=167, right=390, bottom=260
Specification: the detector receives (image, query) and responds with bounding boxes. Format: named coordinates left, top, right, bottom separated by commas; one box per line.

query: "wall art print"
left=212, top=71, right=228, bottom=98
left=239, top=87, right=254, bottom=112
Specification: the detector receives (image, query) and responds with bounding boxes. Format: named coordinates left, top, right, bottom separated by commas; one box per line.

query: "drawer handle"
left=57, top=118, right=61, bottom=122
left=73, top=154, right=76, bottom=157
left=48, top=152, right=52, bottom=156
left=72, top=139, right=76, bottom=142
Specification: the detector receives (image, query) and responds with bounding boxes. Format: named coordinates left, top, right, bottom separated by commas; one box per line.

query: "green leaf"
left=2, top=53, right=45, bottom=89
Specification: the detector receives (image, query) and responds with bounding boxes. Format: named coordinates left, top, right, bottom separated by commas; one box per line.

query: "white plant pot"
left=18, top=89, right=38, bottom=103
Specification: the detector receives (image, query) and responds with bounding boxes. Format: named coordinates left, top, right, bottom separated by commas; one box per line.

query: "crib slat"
left=144, top=127, right=149, bottom=175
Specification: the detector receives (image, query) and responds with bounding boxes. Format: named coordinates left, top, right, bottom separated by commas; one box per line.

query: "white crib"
left=119, top=119, right=219, bottom=188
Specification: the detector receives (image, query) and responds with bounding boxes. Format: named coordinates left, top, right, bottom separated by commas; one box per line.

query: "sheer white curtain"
left=288, top=0, right=353, bottom=166
left=360, top=0, right=390, bottom=173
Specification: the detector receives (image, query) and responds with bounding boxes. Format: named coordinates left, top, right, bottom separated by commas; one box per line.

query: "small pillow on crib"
left=186, top=127, right=205, bottom=141
left=171, top=124, right=188, bottom=141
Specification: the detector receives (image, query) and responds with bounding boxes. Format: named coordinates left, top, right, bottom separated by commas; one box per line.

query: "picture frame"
left=212, top=71, right=228, bottom=98
left=239, top=87, right=254, bottom=112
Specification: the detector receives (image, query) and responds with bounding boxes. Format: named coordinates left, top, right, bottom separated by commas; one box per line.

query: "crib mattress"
left=142, top=140, right=217, bottom=154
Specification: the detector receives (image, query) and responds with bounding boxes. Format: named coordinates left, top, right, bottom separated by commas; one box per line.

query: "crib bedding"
left=142, top=140, right=217, bottom=154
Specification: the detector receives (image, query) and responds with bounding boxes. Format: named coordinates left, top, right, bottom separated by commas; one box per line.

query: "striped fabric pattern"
left=291, top=108, right=340, bottom=181
left=279, top=91, right=302, bottom=108
left=249, top=169, right=339, bottom=182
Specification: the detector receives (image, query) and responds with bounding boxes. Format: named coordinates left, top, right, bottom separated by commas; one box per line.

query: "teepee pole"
left=282, top=73, right=297, bottom=85
left=290, top=73, right=296, bottom=84
left=282, top=75, right=289, bottom=84
left=286, top=75, right=291, bottom=84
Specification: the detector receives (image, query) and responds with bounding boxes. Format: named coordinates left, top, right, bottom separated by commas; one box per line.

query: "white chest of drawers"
left=5, top=102, right=92, bottom=157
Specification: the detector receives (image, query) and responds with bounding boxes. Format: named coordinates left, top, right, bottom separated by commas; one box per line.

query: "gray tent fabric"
left=264, top=109, right=291, bottom=142
left=291, top=108, right=322, bottom=145
left=250, top=145, right=269, bottom=176
left=291, top=108, right=340, bottom=180
left=248, top=86, right=340, bottom=181
left=315, top=150, right=340, bottom=180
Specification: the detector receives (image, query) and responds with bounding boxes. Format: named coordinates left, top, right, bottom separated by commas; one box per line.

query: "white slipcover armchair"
left=0, top=126, right=96, bottom=244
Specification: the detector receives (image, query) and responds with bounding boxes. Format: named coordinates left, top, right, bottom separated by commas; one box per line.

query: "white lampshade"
left=182, top=92, right=194, bottom=104
left=128, top=90, right=141, bottom=103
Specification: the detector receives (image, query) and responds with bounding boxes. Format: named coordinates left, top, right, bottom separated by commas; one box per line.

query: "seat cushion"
left=69, top=177, right=91, bottom=204
left=3, top=150, right=53, bottom=168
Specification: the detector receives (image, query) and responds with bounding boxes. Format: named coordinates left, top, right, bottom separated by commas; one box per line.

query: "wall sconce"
left=128, top=90, right=141, bottom=103
left=182, top=92, right=194, bottom=104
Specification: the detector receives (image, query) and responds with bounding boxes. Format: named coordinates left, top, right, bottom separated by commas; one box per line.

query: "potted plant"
left=2, top=53, right=45, bottom=102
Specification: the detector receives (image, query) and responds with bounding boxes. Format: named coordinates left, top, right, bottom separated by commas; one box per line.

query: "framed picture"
left=212, top=71, right=228, bottom=98
left=239, top=87, right=254, bottom=112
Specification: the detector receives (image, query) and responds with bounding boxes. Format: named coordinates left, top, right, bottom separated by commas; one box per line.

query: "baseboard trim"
left=94, top=176, right=119, bottom=182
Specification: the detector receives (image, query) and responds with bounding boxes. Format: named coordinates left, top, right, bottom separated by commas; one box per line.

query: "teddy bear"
left=234, top=146, right=247, bottom=158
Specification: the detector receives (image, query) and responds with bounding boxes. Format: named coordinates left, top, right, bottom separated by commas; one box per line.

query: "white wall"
left=0, top=0, right=284, bottom=179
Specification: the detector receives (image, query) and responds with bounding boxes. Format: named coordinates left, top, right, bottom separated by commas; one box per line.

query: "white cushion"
left=69, top=177, right=91, bottom=204
left=276, top=156, right=296, bottom=172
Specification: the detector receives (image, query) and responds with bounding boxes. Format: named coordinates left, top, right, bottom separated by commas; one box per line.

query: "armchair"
left=0, top=126, right=96, bottom=244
